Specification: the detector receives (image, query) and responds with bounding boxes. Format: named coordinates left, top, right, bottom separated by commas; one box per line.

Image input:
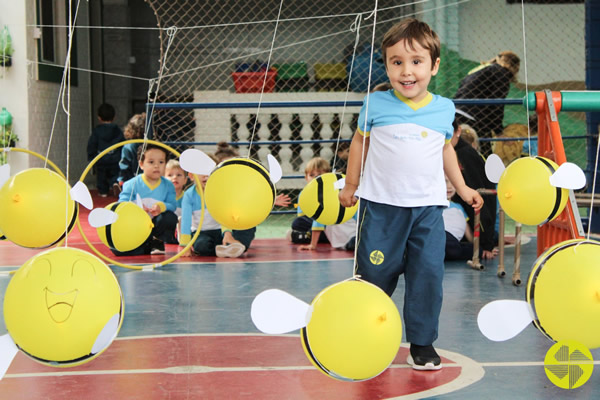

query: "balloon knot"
left=378, top=313, right=387, bottom=323
left=12, top=194, right=20, bottom=203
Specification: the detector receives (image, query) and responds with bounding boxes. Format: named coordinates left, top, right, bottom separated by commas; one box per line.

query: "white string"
left=247, top=0, right=285, bottom=158
left=331, top=13, right=363, bottom=172
left=587, top=133, right=600, bottom=240
left=26, top=1, right=427, bottom=32
left=128, top=26, right=178, bottom=203
left=520, top=0, right=532, bottom=156
left=352, top=1, right=378, bottom=277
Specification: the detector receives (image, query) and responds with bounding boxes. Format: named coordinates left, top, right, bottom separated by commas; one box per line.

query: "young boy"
left=165, top=159, right=188, bottom=217
left=116, top=143, right=178, bottom=255
left=443, top=175, right=474, bottom=261
left=87, top=103, right=124, bottom=197
left=289, top=157, right=331, bottom=245
left=338, top=18, right=483, bottom=371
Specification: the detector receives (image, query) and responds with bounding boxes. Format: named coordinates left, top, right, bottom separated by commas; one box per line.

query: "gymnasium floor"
left=0, top=194, right=598, bottom=399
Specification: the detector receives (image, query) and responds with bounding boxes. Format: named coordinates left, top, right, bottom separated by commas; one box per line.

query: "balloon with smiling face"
left=2, top=247, right=123, bottom=369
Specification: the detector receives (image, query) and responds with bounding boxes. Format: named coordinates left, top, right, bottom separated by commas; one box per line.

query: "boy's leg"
left=403, top=206, right=445, bottom=346
left=192, top=230, right=220, bottom=256
left=231, top=227, right=256, bottom=252
left=96, top=165, right=109, bottom=195
left=355, top=200, right=409, bottom=297
left=152, top=211, right=179, bottom=244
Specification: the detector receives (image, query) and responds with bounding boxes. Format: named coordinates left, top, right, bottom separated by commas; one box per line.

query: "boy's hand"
left=457, top=187, right=483, bottom=210
left=274, top=193, right=291, bottom=207
left=298, top=244, right=317, bottom=251
left=179, top=246, right=192, bottom=257
left=339, top=185, right=358, bottom=208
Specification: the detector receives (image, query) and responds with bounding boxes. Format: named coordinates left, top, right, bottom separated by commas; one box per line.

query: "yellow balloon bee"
left=1, top=247, right=123, bottom=377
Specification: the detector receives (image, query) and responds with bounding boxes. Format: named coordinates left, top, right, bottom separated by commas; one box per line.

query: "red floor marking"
left=2, top=335, right=470, bottom=400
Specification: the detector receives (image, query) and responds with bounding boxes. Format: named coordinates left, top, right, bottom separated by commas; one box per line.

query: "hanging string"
left=586, top=132, right=600, bottom=240
left=352, top=1, right=378, bottom=277
left=247, top=0, right=285, bottom=159
left=331, top=13, right=363, bottom=173
left=128, top=26, right=178, bottom=203
left=520, top=0, right=532, bottom=157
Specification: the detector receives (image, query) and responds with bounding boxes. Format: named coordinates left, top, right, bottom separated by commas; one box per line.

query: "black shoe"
left=407, top=344, right=442, bottom=371
left=150, top=238, right=165, bottom=255
left=290, top=230, right=311, bottom=244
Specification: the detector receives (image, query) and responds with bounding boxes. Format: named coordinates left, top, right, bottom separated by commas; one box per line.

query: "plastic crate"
left=314, top=63, right=347, bottom=80
left=273, top=62, right=309, bottom=92
left=231, top=70, right=277, bottom=93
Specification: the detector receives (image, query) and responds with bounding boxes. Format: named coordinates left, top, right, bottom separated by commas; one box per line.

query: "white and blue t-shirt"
left=357, top=89, right=455, bottom=207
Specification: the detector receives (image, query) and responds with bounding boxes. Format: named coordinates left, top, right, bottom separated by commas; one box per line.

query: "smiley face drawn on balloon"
left=3, top=247, right=123, bottom=367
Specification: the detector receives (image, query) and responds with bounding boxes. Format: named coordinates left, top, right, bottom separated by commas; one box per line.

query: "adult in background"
left=454, top=51, right=520, bottom=157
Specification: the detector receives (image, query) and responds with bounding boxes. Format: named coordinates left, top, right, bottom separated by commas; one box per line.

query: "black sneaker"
left=150, top=238, right=165, bottom=255
left=407, top=344, right=442, bottom=371
left=290, top=230, right=311, bottom=244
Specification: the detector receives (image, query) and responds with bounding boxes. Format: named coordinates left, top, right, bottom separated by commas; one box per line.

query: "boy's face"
left=166, top=167, right=186, bottom=192
left=385, top=39, right=440, bottom=103
left=140, top=148, right=167, bottom=182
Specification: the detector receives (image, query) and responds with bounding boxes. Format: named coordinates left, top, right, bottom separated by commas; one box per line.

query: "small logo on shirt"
left=421, top=131, right=428, bottom=138
left=369, top=250, right=385, bottom=265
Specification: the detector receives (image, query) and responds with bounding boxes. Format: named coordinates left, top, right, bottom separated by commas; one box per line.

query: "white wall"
left=0, top=0, right=91, bottom=184
left=0, top=1, right=29, bottom=173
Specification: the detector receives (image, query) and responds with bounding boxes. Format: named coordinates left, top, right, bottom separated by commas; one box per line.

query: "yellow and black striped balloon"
left=298, top=172, right=358, bottom=226
left=527, top=239, right=600, bottom=349
left=204, top=157, right=275, bottom=230
left=96, top=202, right=153, bottom=252
left=497, top=156, right=568, bottom=226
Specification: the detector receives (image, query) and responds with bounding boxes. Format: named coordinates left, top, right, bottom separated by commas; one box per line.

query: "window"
left=36, top=0, right=78, bottom=84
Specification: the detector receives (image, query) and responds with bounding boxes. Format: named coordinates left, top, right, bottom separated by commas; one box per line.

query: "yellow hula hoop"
left=0, top=147, right=66, bottom=178
left=78, top=139, right=204, bottom=270
left=0, top=148, right=68, bottom=274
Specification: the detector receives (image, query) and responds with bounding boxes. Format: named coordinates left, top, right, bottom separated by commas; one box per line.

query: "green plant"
left=0, top=130, right=18, bottom=164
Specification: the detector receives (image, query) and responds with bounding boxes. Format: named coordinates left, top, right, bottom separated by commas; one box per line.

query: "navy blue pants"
left=356, top=200, right=445, bottom=346
left=191, top=228, right=256, bottom=256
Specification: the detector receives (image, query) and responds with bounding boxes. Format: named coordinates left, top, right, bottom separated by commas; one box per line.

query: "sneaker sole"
left=216, top=243, right=245, bottom=258
left=406, top=354, right=442, bottom=371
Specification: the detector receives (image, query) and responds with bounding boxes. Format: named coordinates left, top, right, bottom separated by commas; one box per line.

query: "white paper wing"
left=267, top=154, right=282, bottom=184
left=71, top=181, right=93, bottom=210
left=251, top=289, right=311, bottom=334
left=549, top=162, right=586, bottom=190
left=485, top=154, right=505, bottom=184
left=477, top=299, right=533, bottom=342
left=0, top=334, right=18, bottom=380
left=180, top=149, right=216, bottom=175
left=88, top=208, right=119, bottom=228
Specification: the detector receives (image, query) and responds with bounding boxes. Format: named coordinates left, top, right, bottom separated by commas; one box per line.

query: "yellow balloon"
left=527, top=239, right=600, bottom=349
left=96, top=202, right=153, bottom=252
left=301, top=279, right=402, bottom=381
left=497, top=157, right=568, bottom=226
left=0, top=168, right=78, bottom=248
left=204, top=157, right=275, bottom=230
left=298, top=172, right=358, bottom=226
left=3, top=247, right=124, bottom=366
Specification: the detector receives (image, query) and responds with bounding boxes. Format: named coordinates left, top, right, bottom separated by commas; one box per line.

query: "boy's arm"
left=443, top=143, right=483, bottom=210
left=339, top=132, right=369, bottom=207
left=299, top=229, right=322, bottom=251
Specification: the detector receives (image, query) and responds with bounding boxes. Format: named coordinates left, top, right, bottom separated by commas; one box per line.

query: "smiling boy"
left=339, top=18, right=483, bottom=370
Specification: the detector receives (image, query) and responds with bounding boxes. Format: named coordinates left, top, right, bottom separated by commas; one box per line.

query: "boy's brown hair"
left=381, top=18, right=440, bottom=69
left=304, top=157, right=331, bottom=175
left=214, top=141, right=239, bottom=163
left=124, top=113, right=146, bottom=140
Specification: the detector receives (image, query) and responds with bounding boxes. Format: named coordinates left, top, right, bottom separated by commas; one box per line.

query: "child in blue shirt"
left=115, top=143, right=178, bottom=256
left=339, top=18, right=483, bottom=371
